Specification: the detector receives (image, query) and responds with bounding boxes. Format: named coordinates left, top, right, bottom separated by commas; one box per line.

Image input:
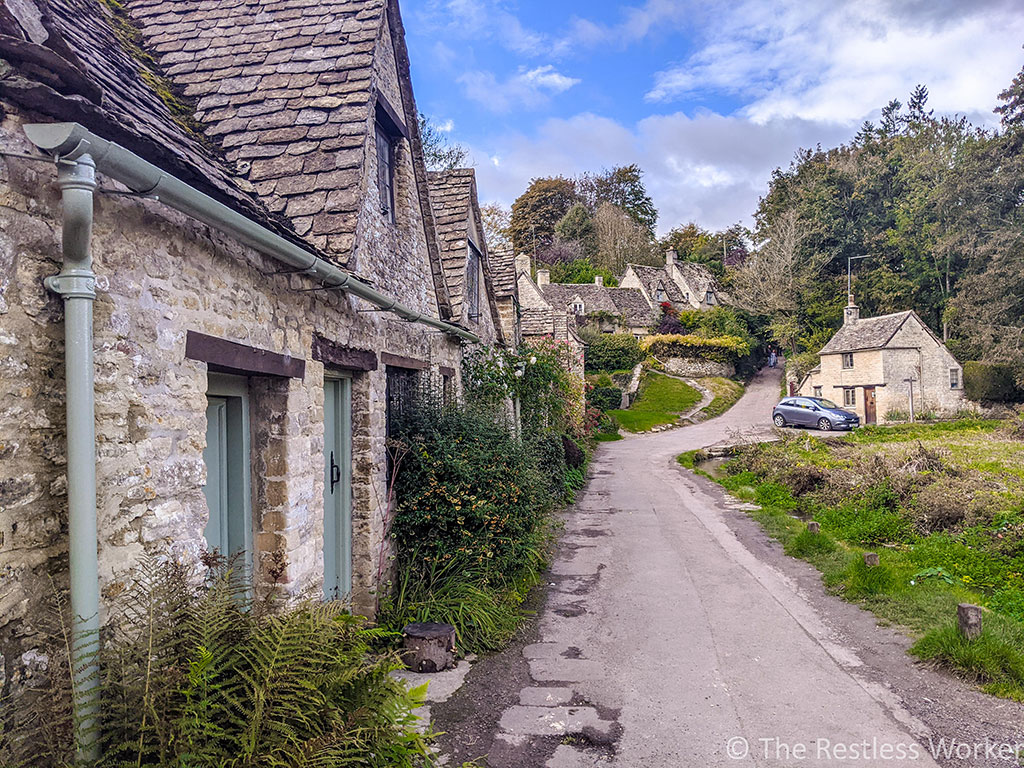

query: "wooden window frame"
left=842, top=352, right=854, bottom=369
left=949, top=368, right=960, bottom=389
left=843, top=387, right=856, bottom=407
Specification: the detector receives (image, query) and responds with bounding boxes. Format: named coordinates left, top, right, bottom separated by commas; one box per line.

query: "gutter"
left=24, top=122, right=481, bottom=344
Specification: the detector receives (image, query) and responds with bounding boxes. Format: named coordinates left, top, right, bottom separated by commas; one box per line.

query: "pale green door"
left=203, top=374, right=252, bottom=580
left=323, top=376, right=353, bottom=600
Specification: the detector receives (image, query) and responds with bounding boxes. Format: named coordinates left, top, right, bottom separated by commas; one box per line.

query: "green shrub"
left=989, top=587, right=1024, bottom=623
left=815, top=483, right=915, bottom=546
left=589, top=385, right=623, bottom=411
left=963, top=361, right=1023, bottom=402
left=583, top=333, right=644, bottom=372
left=1, top=561, right=430, bottom=768
left=640, top=333, right=751, bottom=363
left=390, top=401, right=552, bottom=578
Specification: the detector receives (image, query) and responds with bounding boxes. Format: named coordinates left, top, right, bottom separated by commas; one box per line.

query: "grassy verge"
left=608, top=372, right=700, bottom=432
left=681, top=419, right=1024, bottom=701
left=697, top=377, right=745, bottom=419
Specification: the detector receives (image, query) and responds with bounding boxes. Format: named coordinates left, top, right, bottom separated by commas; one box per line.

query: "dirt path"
left=433, top=368, right=1024, bottom=767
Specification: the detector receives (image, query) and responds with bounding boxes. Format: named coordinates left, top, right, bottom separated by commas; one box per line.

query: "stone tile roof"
left=426, top=168, right=504, bottom=340
left=627, top=264, right=685, bottom=304
left=427, top=168, right=474, bottom=319
left=520, top=306, right=552, bottom=337
left=540, top=283, right=618, bottom=315
left=0, top=0, right=278, bottom=230
left=127, top=0, right=386, bottom=262
left=820, top=311, right=914, bottom=354
left=489, top=245, right=517, bottom=299
left=607, top=287, right=655, bottom=327
left=675, top=260, right=716, bottom=298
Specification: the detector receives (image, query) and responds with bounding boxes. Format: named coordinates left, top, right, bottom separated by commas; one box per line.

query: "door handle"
left=330, top=450, right=341, bottom=494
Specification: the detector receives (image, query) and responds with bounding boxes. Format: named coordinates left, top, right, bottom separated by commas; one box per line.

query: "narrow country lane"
left=436, top=367, right=1024, bottom=767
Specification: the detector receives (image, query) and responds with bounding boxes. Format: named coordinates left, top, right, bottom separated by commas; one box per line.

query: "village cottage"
left=798, top=298, right=966, bottom=424
left=0, top=0, right=510, bottom=697
left=618, top=249, right=723, bottom=311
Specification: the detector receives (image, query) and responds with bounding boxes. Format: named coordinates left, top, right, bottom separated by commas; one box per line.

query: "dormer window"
left=705, top=291, right=714, bottom=304
left=655, top=282, right=666, bottom=302
left=466, top=242, right=481, bottom=322
left=572, top=300, right=585, bottom=314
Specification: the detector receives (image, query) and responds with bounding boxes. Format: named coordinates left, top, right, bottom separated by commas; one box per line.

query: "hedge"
left=584, top=333, right=644, bottom=372
left=640, top=333, right=751, bottom=363
left=964, top=361, right=1023, bottom=402
left=589, top=385, right=623, bottom=411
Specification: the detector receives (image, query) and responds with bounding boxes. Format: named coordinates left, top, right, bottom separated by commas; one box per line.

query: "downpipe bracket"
left=44, top=270, right=98, bottom=299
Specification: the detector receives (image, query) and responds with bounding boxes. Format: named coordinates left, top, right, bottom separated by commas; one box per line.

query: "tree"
left=578, top=165, right=657, bottom=238
left=509, top=177, right=578, bottom=256
left=549, top=259, right=619, bottom=286
left=480, top=203, right=512, bottom=252
left=995, top=62, right=1024, bottom=129
left=419, top=113, right=468, bottom=171
left=593, top=202, right=656, bottom=274
left=554, top=203, right=598, bottom=257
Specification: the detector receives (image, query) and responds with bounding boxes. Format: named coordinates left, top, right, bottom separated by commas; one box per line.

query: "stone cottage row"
left=0, top=0, right=519, bottom=691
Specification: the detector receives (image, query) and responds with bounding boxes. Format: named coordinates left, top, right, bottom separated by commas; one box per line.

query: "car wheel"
left=817, top=417, right=833, bottom=431
left=773, top=414, right=786, bottom=427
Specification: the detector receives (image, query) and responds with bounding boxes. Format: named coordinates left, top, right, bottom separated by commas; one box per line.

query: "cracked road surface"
left=435, top=367, right=1022, bottom=767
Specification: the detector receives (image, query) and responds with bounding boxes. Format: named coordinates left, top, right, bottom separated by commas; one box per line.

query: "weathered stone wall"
left=0, top=94, right=462, bottom=694
left=662, top=357, right=735, bottom=378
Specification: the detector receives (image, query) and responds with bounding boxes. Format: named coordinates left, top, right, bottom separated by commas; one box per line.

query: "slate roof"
left=607, top=287, right=655, bottom=327
left=820, top=311, right=915, bottom=355
left=2, top=0, right=453, bottom=315
left=627, top=264, right=685, bottom=304
left=489, top=245, right=517, bottom=299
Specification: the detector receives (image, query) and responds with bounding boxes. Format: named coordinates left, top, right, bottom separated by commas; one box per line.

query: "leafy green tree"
left=579, top=165, right=658, bottom=238
left=555, top=203, right=598, bottom=257
left=549, top=258, right=619, bottom=286
left=418, top=113, right=468, bottom=171
left=509, top=177, right=578, bottom=255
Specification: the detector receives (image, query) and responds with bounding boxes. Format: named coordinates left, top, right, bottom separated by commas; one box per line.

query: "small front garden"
left=682, top=417, right=1024, bottom=701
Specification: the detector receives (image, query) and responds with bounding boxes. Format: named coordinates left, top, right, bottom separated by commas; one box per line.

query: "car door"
left=794, top=398, right=816, bottom=426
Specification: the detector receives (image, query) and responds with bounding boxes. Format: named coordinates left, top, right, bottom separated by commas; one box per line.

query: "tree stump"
left=807, top=522, right=821, bottom=534
left=864, top=552, right=880, bottom=567
left=402, top=622, right=456, bottom=673
left=957, top=603, right=983, bottom=640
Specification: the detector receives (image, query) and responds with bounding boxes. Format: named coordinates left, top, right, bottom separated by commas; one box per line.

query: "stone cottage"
left=0, top=0, right=503, bottom=692
left=529, top=270, right=654, bottom=338
left=619, top=249, right=723, bottom=311
left=797, top=298, right=966, bottom=424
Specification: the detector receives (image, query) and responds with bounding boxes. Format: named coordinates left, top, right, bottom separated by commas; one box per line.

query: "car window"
left=813, top=398, right=838, bottom=409
left=795, top=399, right=814, bottom=409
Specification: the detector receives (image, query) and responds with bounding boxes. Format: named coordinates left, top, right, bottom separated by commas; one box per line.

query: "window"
left=386, top=367, right=420, bottom=437
left=655, top=282, right=666, bottom=302
left=466, top=242, right=481, bottom=322
left=842, top=352, right=854, bottom=369
left=813, top=386, right=822, bottom=398
left=203, top=374, right=253, bottom=578
left=375, top=123, right=395, bottom=222
left=950, top=368, right=960, bottom=389
left=705, top=291, right=714, bottom=304
left=572, top=300, right=585, bottom=314
left=844, top=388, right=856, bottom=407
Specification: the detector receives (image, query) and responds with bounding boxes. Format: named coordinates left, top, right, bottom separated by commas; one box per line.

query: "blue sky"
left=404, top=0, right=1024, bottom=236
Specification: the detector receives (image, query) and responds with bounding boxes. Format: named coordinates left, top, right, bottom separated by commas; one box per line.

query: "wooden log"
left=806, top=521, right=820, bottom=534
left=863, top=552, right=880, bottom=567
left=402, top=622, right=456, bottom=673
left=957, top=603, right=983, bottom=640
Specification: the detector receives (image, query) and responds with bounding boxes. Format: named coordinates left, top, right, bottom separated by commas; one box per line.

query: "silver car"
left=772, top=397, right=860, bottom=431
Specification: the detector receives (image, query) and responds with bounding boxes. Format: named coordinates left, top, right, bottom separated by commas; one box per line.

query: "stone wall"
left=0, top=97, right=462, bottom=694
left=662, top=357, right=735, bottom=378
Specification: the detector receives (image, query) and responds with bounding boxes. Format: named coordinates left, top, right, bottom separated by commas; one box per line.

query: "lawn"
left=684, top=418, right=1024, bottom=701
left=608, top=372, right=701, bottom=432
left=697, top=377, right=745, bottom=420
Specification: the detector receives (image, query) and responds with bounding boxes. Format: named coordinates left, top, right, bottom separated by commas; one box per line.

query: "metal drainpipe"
left=43, top=155, right=101, bottom=763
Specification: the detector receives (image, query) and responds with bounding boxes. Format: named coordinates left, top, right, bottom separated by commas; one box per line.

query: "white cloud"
left=646, top=0, right=1024, bottom=126
left=437, top=119, right=455, bottom=133
left=467, top=111, right=855, bottom=234
left=417, top=0, right=546, bottom=56
left=459, top=65, right=581, bottom=113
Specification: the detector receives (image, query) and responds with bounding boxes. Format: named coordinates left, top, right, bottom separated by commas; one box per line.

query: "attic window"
left=842, top=353, right=854, bottom=369
left=375, top=124, right=395, bottom=223
left=655, top=282, right=666, bottom=302
left=466, top=242, right=481, bottom=322
left=572, top=300, right=585, bottom=314
left=705, top=291, right=714, bottom=304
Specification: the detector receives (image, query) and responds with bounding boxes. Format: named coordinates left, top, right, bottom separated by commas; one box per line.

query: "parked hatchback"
left=772, top=397, right=860, bottom=431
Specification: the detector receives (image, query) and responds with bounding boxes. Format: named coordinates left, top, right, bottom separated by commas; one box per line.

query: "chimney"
left=536, top=268, right=550, bottom=286
left=665, top=248, right=677, bottom=267
left=515, top=253, right=532, bottom=277
left=844, top=294, right=860, bottom=325
left=594, top=275, right=603, bottom=287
